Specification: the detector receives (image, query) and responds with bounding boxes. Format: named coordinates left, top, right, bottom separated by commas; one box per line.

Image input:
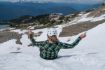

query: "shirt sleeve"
left=58, top=37, right=81, bottom=49
left=29, top=34, right=45, bottom=47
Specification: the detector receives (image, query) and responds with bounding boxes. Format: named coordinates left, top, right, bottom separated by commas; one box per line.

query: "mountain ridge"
left=0, top=2, right=100, bottom=21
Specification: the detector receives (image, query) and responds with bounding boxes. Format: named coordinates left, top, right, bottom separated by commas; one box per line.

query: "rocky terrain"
left=60, top=19, right=105, bottom=37
left=1, top=3, right=105, bottom=44
left=0, top=30, right=22, bottom=44
left=8, top=13, right=79, bottom=29
left=60, top=3, right=105, bottom=37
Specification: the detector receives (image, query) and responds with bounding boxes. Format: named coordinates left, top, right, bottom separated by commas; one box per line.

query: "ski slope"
left=0, top=22, right=105, bottom=70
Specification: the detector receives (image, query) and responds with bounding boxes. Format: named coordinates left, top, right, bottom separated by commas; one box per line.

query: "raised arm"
left=58, top=37, right=81, bottom=49
left=58, top=33, right=86, bottom=49
left=28, top=29, right=45, bottom=47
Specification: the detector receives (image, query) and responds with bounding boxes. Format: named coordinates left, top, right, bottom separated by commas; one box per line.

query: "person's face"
left=48, top=35, right=58, bottom=42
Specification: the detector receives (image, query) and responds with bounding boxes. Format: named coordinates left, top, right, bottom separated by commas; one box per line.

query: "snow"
left=0, top=21, right=105, bottom=70
left=0, top=39, right=21, bottom=55
left=77, top=13, right=93, bottom=22
left=77, top=13, right=105, bottom=23
left=91, top=14, right=105, bottom=22
left=11, top=29, right=27, bottom=34
left=20, top=34, right=31, bottom=47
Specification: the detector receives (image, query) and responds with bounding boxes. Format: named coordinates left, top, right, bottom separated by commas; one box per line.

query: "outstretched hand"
left=28, top=29, right=33, bottom=35
left=27, top=29, right=33, bottom=38
left=79, top=32, right=86, bottom=39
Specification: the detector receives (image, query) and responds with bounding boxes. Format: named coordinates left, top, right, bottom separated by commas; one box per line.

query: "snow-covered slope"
left=0, top=22, right=105, bottom=70
left=62, top=12, right=105, bottom=28
left=77, top=12, right=105, bottom=22
left=75, top=4, right=105, bottom=23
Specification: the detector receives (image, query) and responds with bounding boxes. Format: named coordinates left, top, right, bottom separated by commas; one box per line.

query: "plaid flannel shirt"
left=29, top=35, right=81, bottom=60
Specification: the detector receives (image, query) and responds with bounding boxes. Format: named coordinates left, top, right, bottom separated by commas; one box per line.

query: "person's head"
left=47, top=28, right=58, bottom=42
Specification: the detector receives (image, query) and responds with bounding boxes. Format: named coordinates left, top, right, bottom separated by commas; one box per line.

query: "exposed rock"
left=87, top=3, right=105, bottom=17
left=60, top=19, right=105, bottom=37
left=0, top=31, right=22, bottom=44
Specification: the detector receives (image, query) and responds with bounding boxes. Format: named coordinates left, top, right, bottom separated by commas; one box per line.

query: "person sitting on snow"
left=28, top=28, right=86, bottom=60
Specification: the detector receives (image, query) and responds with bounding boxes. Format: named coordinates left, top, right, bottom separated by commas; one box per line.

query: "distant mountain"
left=87, top=3, right=105, bottom=17
left=0, top=2, right=77, bottom=21
left=0, top=2, right=101, bottom=21
left=70, top=3, right=101, bottom=11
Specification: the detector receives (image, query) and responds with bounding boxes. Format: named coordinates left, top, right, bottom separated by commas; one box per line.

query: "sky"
left=0, top=0, right=105, bottom=4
